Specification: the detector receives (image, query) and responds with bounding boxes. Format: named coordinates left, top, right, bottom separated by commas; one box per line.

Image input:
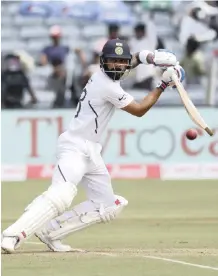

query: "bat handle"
left=205, top=127, right=214, bottom=136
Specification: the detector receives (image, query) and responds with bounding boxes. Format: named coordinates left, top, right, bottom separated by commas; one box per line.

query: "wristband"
left=156, top=81, right=168, bottom=91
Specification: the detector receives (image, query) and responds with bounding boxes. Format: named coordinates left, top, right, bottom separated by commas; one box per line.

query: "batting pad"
left=3, top=182, right=77, bottom=241
left=48, top=195, right=128, bottom=241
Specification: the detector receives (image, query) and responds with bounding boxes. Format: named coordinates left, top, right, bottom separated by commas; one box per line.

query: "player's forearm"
left=131, top=51, right=154, bottom=69
left=122, top=87, right=163, bottom=117
left=138, top=87, right=163, bottom=117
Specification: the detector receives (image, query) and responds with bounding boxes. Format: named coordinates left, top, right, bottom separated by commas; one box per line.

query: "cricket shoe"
left=1, top=236, right=19, bottom=253
left=35, top=229, right=72, bottom=252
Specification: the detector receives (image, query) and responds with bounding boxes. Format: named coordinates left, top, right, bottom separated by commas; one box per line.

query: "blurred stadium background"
left=1, top=0, right=218, bottom=107
left=1, top=1, right=218, bottom=275
left=1, top=0, right=218, bottom=180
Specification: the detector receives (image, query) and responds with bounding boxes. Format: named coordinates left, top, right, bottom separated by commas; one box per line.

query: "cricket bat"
left=172, top=73, right=214, bottom=136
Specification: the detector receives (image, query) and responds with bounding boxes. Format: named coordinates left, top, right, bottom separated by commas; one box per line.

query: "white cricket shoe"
left=35, top=230, right=72, bottom=252
left=1, top=236, right=18, bottom=253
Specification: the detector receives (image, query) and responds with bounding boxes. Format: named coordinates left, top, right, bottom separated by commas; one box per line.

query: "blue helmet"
left=100, top=39, right=132, bottom=80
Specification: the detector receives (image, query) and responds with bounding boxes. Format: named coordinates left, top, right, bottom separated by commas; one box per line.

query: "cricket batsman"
left=2, top=39, right=185, bottom=253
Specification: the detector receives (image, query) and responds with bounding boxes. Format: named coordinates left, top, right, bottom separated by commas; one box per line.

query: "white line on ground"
left=141, top=255, right=218, bottom=271
left=25, top=242, right=218, bottom=271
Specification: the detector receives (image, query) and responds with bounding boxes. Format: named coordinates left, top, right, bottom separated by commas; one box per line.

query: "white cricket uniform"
left=52, top=69, right=133, bottom=206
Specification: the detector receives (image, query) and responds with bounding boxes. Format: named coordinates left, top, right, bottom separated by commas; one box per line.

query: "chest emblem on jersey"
left=115, top=47, right=123, bottom=55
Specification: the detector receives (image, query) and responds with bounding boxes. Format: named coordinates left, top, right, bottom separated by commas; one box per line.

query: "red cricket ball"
left=186, top=129, right=198, bottom=140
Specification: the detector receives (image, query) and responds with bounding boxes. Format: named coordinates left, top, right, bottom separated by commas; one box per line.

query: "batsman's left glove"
left=153, top=49, right=178, bottom=69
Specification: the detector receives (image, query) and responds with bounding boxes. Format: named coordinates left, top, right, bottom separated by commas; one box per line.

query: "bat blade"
left=172, top=73, right=214, bottom=136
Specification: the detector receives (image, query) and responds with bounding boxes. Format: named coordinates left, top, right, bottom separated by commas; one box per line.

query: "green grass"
left=2, top=180, right=218, bottom=276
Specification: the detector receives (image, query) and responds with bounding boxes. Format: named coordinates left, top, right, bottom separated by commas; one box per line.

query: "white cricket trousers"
left=2, top=134, right=117, bottom=245
left=53, top=134, right=116, bottom=207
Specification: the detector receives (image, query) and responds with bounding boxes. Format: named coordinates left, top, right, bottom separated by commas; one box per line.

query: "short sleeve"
left=104, top=83, right=134, bottom=109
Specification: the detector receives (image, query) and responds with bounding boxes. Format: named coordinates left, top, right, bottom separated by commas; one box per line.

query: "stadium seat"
left=165, top=39, right=184, bottom=54
left=1, top=16, right=13, bottom=26
left=82, top=24, right=107, bottom=38
left=7, top=2, right=20, bottom=15
left=1, top=0, right=216, bottom=107
left=62, top=38, right=87, bottom=50
left=20, top=26, right=49, bottom=39
left=45, top=17, right=80, bottom=27
left=120, top=25, right=134, bottom=37
left=1, top=28, right=19, bottom=39
left=31, top=66, right=52, bottom=78
left=153, top=12, right=171, bottom=25
left=23, top=89, right=55, bottom=108
left=1, top=40, right=27, bottom=53
left=14, top=15, right=44, bottom=26
left=27, top=39, right=50, bottom=52
left=29, top=77, right=47, bottom=90
left=61, top=26, right=81, bottom=38
left=156, top=25, right=175, bottom=38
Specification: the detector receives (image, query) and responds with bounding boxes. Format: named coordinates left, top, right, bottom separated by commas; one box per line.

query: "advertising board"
left=2, top=108, right=218, bottom=180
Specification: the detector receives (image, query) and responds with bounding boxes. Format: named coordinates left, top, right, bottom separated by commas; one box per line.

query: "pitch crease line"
left=141, top=255, right=218, bottom=271
left=25, top=243, right=218, bottom=271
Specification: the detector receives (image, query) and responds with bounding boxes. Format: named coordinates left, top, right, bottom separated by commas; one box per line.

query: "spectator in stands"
left=180, top=37, right=206, bottom=84
left=92, top=24, right=121, bottom=54
left=39, top=25, right=86, bottom=108
left=70, top=24, right=122, bottom=101
left=68, top=47, right=87, bottom=107
left=129, top=23, right=157, bottom=90
left=39, top=25, right=69, bottom=108
left=14, top=50, right=35, bottom=74
left=1, top=53, right=37, bottom=109
left=208, top=14, right=218, bottom=38
left=40, top=25, right=69, bottom=68
left=179, top=5, right=217, bottom=46
left=108, top=23, right=120, bottom=39
left=75, top=24, right=121, bottom=92
left=82, top=51, right=100, bottom=86
left=148, top=13, right=165, bottom=49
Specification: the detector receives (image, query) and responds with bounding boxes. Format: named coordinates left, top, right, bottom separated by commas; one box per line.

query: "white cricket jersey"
left=61, top=70, right=133, bottom=144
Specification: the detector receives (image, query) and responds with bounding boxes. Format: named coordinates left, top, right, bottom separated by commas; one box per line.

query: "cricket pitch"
left=2, top=179, right=218, bottom=276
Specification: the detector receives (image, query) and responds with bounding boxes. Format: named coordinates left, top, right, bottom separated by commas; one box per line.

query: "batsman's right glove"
left=157, top=65, right=185, bottom=91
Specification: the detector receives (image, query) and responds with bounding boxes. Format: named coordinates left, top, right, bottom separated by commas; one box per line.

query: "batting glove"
left=153, top=49, right=178, bottom=69
left=157, top=65, right=185, bottom=91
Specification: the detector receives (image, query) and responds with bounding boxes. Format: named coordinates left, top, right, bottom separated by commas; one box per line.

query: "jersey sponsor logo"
left=118, top=94, right=126, bottom=101
left=116, top=42, right=123, bottom=46
left=115, top=46, right=123, bottom=55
